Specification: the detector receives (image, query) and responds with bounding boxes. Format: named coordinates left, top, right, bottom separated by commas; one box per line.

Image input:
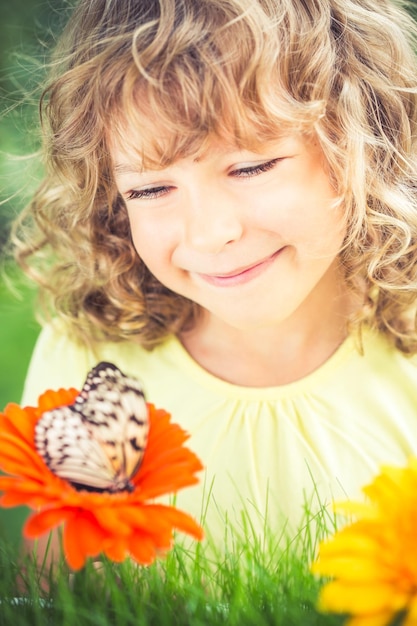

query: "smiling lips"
left=195, top=249, right=284, bottom=287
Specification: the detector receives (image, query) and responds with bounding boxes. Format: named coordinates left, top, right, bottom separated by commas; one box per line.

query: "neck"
left=180, top=282, right=360, bottom=388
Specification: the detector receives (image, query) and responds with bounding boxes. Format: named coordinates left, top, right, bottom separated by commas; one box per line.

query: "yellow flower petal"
left=346, top=612, right=397, bottom=626
left=313, top=457, right=417, bottom=626
left=314, top=530, right=380, bottom=562
left=404, top=597, right=417, bottom=626
left=318, top=581, right=408, bottom=615
left=313, top=555, right=391, bottom=583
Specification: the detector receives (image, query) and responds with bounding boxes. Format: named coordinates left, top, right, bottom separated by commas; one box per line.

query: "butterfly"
left=34, top=362, right=149, bottom=493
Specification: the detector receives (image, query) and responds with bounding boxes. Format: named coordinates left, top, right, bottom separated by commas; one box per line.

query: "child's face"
left=113, top=133, right=347, bottom=332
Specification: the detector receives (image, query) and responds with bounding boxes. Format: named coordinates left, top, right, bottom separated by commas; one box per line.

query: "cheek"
left=307, top=208, right=347, bottom=260
left=127, top=213, right=174, bottom=271
left=278, top=186, right=345, bottom=257
left=126, top=214, right=145, bottom=256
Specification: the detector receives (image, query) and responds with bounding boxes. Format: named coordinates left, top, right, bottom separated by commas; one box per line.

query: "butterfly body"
left=34, top=362, right=149, bottom=493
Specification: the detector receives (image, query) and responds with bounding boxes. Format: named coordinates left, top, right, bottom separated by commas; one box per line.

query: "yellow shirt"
left=22, top=324, right=417, bottom=548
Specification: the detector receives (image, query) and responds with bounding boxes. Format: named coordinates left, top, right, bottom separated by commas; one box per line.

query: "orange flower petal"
left=156, top=505, right=204, bottom=541
left=118, top=506, right=174, bottom=547
left=0, top=379, right=204, bottom=571
left=66, top=512, right=110, bottom=565
left=0, top=435, right=48, bottom=477
left=36, top=388, right=79, bottom=415
left=122, top=504, right=203, bottom=543
left=135, top=404, right=203, bottom=499
left=141, top=407, right=187, bottom=464
left=102, top=539, right=129, bottom=563
left=0, top=484, right=64, bottom=508
left=137, top=464, right=201, bottom=500
left=63, top=511, right=117, bottom=570
left=24, top=508, right=72, bottom=538
left=0, top=404, right=36, bottom=443
left=128, top=533, right=160, bottom=565
left=63, top=515, right=88, bottom=570
left=92, top=506, right=132, bottom=536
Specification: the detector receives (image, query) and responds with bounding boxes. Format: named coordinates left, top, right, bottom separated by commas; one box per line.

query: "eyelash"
left=127, top=186, right=171, bottom=201
left=230, top=158, right=281, bottom=178
left=125, top=158, right=281, bottom=200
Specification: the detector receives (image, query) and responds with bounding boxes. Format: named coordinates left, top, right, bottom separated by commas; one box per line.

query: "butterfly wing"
left=35, top=362, right=149, bottom=492
left=75, top=362, right=149, bottom=480
left=34, top=405, right=120, bottom=491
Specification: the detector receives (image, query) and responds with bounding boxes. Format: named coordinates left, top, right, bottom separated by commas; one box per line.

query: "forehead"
left=110, top=133, right=240, bottom=173
left=107, top=106, right=304, bottom=174
left=110, top=131, right=328, bottom=184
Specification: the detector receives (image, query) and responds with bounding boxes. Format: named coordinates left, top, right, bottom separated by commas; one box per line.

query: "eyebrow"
left=113, top=163, right=140, bottom=174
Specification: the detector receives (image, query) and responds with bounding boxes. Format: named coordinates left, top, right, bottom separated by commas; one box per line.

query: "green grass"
left=0, top=263, right=39, bottom=548
left=0, top=263, right=39, bottom=406
left=0, top=516, right=346, bottom=626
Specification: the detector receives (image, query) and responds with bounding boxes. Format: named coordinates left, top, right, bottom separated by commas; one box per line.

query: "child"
left=13, top=0, right=417, bottom=551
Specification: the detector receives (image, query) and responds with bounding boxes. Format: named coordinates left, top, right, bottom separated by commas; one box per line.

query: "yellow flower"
left=312, top=458, right=417, bottom=626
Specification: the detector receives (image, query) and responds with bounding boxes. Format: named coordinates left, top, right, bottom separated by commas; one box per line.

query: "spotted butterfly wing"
left=34, top=362, right=149, bottom=492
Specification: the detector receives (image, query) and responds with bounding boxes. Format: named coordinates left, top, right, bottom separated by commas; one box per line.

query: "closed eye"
left=230, top=158, right=282, bottom=178
left=124, top=157, right=282, bottom=199
left=126, top=185, right=174, bottom=200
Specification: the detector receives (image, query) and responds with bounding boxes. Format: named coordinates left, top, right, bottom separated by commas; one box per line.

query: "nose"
left=183, top=187, right=244, bottom=254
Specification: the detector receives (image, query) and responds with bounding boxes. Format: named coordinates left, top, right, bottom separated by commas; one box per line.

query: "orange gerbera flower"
left=312, top=458, right=417, bottom=626
left=0, top=387, right=204, bottom=570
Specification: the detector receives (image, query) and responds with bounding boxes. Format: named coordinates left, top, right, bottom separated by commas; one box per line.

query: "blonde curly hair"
left=13, top=0, right=417, bottom=351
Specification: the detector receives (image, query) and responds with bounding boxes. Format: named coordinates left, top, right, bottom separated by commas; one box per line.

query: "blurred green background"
left=0, top=1, right=71, bottom=411
left=0, top=0, right=71, bottom=543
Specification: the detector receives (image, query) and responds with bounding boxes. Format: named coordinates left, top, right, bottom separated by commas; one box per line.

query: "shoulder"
left=21, top=321, right=168, bottom=406
left=332, top=328, right=417, bottom=390
left=358, top=329, right=417, bottom=375
left=327, top=329, right=417, bottom=425
left=21, top=322, right=90, bottom=405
